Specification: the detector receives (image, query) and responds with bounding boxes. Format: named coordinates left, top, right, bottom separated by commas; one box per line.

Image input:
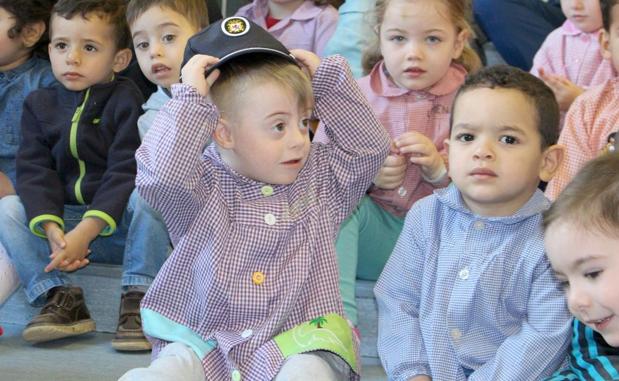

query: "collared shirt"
left=531, top=21, right=615, bottom=89
left=315, top=61, right=464, bottom=217
left=137, top=86, right=170, bottom=140
left=375, top=184, right=572, bottom=381
left=135, top=56, right=390, bottom=380
left=546, top=78, right=619, bottom=200
left=0, top=56, right=57, bottom=185
left=545, top=319, right=619, bottom=381
left=235, top=0, right=338, bottom=56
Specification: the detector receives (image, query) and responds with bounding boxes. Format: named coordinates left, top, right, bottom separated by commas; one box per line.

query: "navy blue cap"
left=182, top=16, right=297, bottom=75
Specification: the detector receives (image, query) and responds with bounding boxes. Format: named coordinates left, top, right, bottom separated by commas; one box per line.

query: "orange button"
left=252, top=271, right=265, bottom=285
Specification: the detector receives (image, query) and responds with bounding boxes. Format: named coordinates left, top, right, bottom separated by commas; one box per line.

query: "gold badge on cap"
left=222, top=16, right=250, bottom=37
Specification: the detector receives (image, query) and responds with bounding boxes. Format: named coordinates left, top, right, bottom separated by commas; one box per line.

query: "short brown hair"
left=210, top=54, right=313, bottom=120
left=52, top=0, right=131, bottom=50
left=126, top=0, right=209, bottom=31
left=450, top=65, right=559, bottom=149
left=543, top=153, right=619, bottom=238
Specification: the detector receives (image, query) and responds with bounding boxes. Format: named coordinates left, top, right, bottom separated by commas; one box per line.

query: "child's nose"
left=405, top=42, right=423, bottom=60
left=568, top=286, right=592, bottom=314
left=66, top=48, right=80, bottom=65
left=472, top=140, right=495, bottom=160
left=288, top=125, right=307, bottom=148
left=150, top=42, right=163, bottom=58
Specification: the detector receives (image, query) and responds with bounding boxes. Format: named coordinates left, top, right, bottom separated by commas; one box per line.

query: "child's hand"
left=539, top=68, right=584, bottom=111
left=44, top=221, right=66, bottom=255
left=180, top=54, right=221, bottom=97
left=373, top=154, right=407, bottom=189
left=45, top=218, right=105, bottom=272
left=0, top=172, right=15, bottom=198
left=290, top=49, right=321, bottom=77
left=395, top=132, right=445, bottom=182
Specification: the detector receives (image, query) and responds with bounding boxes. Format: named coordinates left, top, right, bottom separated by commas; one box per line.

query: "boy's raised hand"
left=373, top=154, right=407, bottom=189
left=538, top=68, right=583, bottom=111
left=395, top=131, right=445, bottom=182
left=181, top=54, right=221, bottom=97
left=290, top=49, right=321, bottom=77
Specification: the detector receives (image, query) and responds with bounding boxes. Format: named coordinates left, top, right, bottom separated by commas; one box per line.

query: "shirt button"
left=241, top=329, right=253, bottom=338
left=397, top=186, right=407, bottom=197
left=261, top=185, right=273, bottom=196
left=231, top=369, right=242, bottom=381
left=473, top=220, right=485, bottom=230
left=451, top=328, right=462, bottom=340
left=264, top=213, right=276, bottom=225
left=458, top=267, right=469, bottom=280
left=252, top=271, right=265, bottom=285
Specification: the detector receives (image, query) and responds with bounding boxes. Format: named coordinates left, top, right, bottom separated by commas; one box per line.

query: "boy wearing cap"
left=0, top=0, right=170, bottom=351
left=120, top=16, right=390, bottom=381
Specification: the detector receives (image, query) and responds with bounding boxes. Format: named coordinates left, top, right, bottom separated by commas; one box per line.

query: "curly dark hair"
left=52, top=0, right=131, bottom=49
left=450, top=65, right=559, bottom=149
left=0, top=0, right=56, bottom=54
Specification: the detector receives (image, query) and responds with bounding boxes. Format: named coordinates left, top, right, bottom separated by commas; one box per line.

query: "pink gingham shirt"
left=531, top=20, right=615, bottom=89
left=135, top=56, right=390, bottom=380
left=235, top=0, right=338, bottom=56
left=316, top=61, right=465, bottom=217
left=546, top=78, right=619, bottom=200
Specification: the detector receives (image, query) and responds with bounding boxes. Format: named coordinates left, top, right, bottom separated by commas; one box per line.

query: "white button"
left=231, top=369, right=241, bottom=381
left=451, top=328, right=462, bottom=340
left=264, top=214, right=276, bottom=225
left=473, top=220, right=485, bottom=230
left=458, top=267, right=469, bottom=280
left=398, top=186, right=407, bottom=197
left=241, top=329, right=253, bottom=338
left=261, top=185, right=273, bottom=196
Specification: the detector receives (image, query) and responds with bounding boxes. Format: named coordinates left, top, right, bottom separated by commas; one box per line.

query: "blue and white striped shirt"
left=375, top=184, right=572, bottom=380
left=546, top=319, right=619, bottom=380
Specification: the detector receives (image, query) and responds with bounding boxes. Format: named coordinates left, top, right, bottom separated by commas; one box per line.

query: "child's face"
left=561, top=0, right=603, bottom=33
left=447, top=87, right=560, bottom=217
left=379, top=0, right=465, bottom=91
left=216, top=81, right=312, bottom=185
left=601, top=5, right=619, bottom=72
left=0, top=7, right=28, bottom=72
left=545, top=221, right=619, bottom=347
left=131, top=6, right=199, bottom=89
left=48, top=13, right=129, bottom=91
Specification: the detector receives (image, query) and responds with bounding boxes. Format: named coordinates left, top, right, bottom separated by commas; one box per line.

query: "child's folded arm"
left=135, top=84, right=219, bottom=239
left=467, top=262, right=572, bottom=381
left=312, top=55, right=391, bottom=222
left=375, top=207, right=431, bottom=381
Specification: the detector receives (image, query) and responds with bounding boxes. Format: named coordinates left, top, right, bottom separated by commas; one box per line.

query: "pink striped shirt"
left=235, top=0, right=338, bottom=56
left=316, top=61, right=465, bottom=217
left=546, top=78, right=619, bottom=200
left=531, top=20, right=615, bottom=89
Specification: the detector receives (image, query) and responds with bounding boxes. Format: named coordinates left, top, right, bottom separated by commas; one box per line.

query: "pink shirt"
left=235, top=0, right=338, bottom=56
left=546, top=78, right=619, bottom=200
left=531, top=20, right=615, bottom=89
left=315, top=61, right=466, bottom=217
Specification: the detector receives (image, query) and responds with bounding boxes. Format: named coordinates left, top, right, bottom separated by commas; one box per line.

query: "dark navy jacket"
left=16, top=76, right=143, bottom=237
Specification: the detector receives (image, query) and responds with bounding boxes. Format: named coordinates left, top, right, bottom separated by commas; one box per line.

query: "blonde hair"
left=543, top=153, right=619, bottom=238
left=361, top=0, right=481, bottom=76
left=210, top=55, right=313, bottom=119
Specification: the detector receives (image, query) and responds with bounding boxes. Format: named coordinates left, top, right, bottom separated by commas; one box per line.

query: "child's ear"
left=213, top=118, right=235, bottom=149
left=21, top=21, right=46, bottom=49
left=539, top=144, right=566, bottom=182
left=600, top=29, right=612, bottom=60
left=452, top=29, right=468, bottom=60
left=111, top=48, right=132, bottom=73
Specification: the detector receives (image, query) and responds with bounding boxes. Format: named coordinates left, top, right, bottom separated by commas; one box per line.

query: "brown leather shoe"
left=22, top=286, right=96, bottom=343
left=111, top=291, right=151, bottom=351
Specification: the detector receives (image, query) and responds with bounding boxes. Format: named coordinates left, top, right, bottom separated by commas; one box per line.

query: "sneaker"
left=111, top=291, right=151, bottom=351
left=22, top=286, right=96, bottom=343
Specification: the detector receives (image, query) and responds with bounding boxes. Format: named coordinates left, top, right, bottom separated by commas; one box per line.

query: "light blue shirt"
left=322, top=0, right=375, bottom=78
left=0, top=56, right=57, bottom=185
left=375, top=183, right=572, bottom=381
left=137, top=86, right=171, bottom=140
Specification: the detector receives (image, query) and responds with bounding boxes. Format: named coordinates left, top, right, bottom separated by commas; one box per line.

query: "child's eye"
left=273, top=123, right=285, bottom=132
left=455, top=133, right=474, bottom=142
left=135, top=41, right=149, bottom=50
left=584, top=270, right=602, bottom=280
left=499, top=135, right=518, bottom=144
left=84, top=44, right=97, bottom=52
left=389, top=35, right=406, bottom=42
left=426, top=35, right=441, bottom=44
left=54, top=42, right=67, bottom=50
left=163, top=34, right=176, bottom=43
left=300, top=118, right=311, bottom=130
left=558, top=279, right=570, bottom=290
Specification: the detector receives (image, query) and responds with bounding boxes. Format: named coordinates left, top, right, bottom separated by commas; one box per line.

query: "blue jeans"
left=473, top=0, right=565, bottom=70
left=0, top=189, right=170, bottom=305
